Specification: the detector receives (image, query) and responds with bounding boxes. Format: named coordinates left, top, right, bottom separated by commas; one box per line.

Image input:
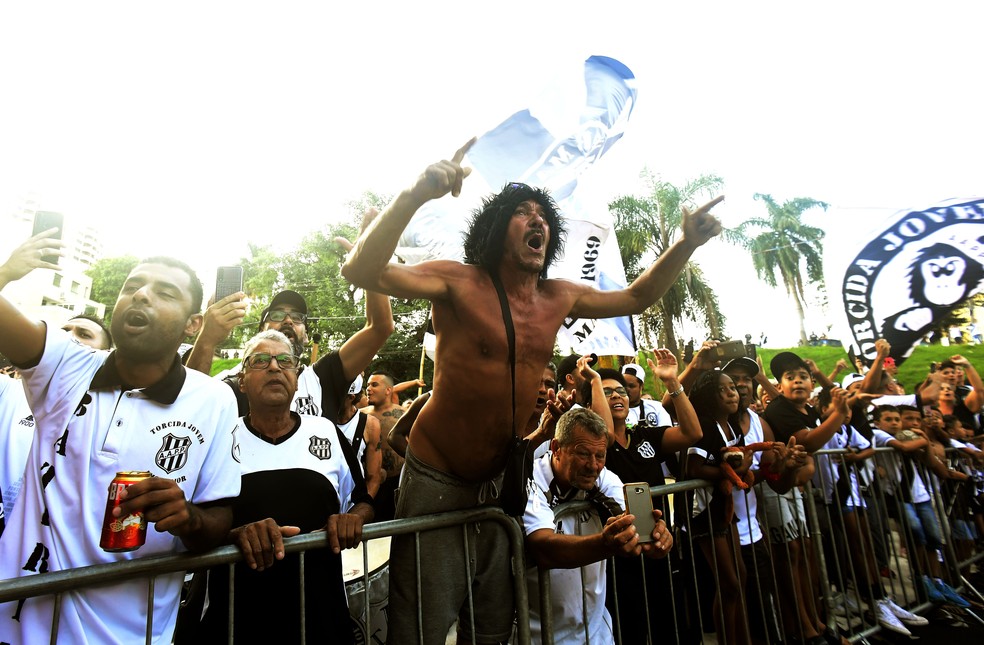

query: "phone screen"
left=32, top=211, right=64, bottom=264
left=215, top=266, right=244, bottom=302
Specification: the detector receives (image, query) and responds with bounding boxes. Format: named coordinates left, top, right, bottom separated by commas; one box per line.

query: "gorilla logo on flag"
left=842, top=198, right=984, bottom=365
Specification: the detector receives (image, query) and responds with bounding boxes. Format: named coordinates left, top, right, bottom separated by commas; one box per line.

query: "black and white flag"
left=840, top=198, right=984, bottom=365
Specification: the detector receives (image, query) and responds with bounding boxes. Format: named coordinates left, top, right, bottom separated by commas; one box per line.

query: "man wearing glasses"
left=182, top=329, right=372, bottom=644
left=190, top=283, right=393, bottom=425
left=342, top=140, right=722, bottom=644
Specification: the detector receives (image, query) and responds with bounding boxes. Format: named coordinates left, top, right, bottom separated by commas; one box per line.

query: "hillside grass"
left=635, top=343, right=984, bottom=397
left=209, top=343, right=984, bottom=394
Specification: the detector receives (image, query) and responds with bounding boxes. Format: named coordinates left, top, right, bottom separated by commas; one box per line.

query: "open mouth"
left=527, top=233, right=543, bottom=250
left=123, top=310, right=150, bottom=330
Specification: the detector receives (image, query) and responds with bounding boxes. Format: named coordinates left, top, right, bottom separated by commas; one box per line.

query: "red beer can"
left=99, top=471, right=151, bottom=552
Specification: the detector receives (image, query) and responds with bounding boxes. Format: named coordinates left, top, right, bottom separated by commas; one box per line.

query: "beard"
left=112, top=324, right=185, bottom=363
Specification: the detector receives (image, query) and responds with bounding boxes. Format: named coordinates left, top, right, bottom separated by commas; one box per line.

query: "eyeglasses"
left=264, top=309, right=306, bottom=324
left=244, top=353, right=299, bottom=370
left=506, top=181, right=532, bottom=191
left=603, top=387, right=628, bottom=398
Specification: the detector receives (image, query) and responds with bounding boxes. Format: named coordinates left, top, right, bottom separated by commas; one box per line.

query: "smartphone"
left=32, top=211, right=64, bottom=264
left=622, top=482, right=657, bottom=543
left=215, top=266, right=244, bottom=302
left=745, top=343, right=758, bottom=359
left=712, top=340, right=747, bottom=362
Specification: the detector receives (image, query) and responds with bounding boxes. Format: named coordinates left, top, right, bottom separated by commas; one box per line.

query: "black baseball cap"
left=258, top=290, right=307, bottom=331
left=722, top=356, right=759, bottom=377
left=769, top=351, right=810, bottom=380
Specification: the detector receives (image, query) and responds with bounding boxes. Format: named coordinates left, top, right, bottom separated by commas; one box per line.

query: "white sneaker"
left=831, top=591, right=861, bottom=616
left=876, top=600, right=912, bottom=636
left=882, top=597, right=929, bottom=626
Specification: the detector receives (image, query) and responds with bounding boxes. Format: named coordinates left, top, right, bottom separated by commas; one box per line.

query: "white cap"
left=841, top=373, right=865, bottom=389
left=348, top=373, right=364, bottom=395
left=622, top=363, right=645, bottom=384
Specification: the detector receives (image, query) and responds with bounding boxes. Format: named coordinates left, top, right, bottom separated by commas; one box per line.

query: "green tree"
left=85, top=255, right=139, bottom=323
left=609, top=171, right=726, bottom=356
left=228, top=200, right=431, bottom=383
left=729, top=193, right=828, bottom=345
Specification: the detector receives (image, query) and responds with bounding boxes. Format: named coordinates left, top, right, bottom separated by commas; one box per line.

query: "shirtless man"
left=342, top=140, right=722, bottom=644
left=363, top=371, right=405, bottom=521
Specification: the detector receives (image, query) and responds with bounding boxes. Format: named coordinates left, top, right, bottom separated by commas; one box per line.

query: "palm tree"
left=729, top=193, right=828, bottom=345
left=610, top=171, right=726, bottom=357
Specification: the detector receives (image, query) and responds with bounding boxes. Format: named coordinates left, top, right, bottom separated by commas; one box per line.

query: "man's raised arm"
left=341, top=139, right=476, bottom=300
left=0, top=231, right=65, bottom=365
left=569, top=197, right=723, bottom=319
left=332, top=215, right=396, bottom=382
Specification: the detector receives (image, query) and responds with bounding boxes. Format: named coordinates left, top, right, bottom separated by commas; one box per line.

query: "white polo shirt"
left=523, top=453, right=624, bottom=645
left=0, top=376, right=33, bottom=526
left=0, top=325, right=241, bottom=645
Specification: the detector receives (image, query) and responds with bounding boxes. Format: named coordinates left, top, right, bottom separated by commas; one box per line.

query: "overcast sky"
left=2, top=2, right=982, bottom=347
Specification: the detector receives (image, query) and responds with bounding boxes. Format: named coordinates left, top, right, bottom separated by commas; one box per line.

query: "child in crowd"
left=814, top=393, right=926, bottom=636
left=871, top=405, right=970, bottom=606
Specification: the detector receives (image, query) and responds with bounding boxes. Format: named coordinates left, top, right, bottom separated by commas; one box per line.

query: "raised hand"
left=875, top=338, right=891, bottom=359
left=692, top=340, right=722, bottom=370
left=576, top=353, right=600, bottom=383
left=0, top=229, right=65, bottom=285
left=408, top=138, right=476, bottom=203
left=681, top=196, right=724, bottom=247
left=199, top=292, right=247, bottom=347
left=646, top=348, right=680, bottom=382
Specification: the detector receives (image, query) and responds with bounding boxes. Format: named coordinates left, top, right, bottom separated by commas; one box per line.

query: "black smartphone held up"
left=215, top=266, right=244, bottom=302
left=712, top=340, right=747, bottom=362
left=622, top=482, right=657, bottom=543
left=32, top=211, right=64, bottom=264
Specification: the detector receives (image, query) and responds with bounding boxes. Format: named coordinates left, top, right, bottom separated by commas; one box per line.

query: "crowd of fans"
left=0, top=147, right=982, bottom=645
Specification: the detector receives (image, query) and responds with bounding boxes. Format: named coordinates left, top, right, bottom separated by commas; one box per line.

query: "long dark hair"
left=462, top=182, right=566, bottom=279
left=689, top=370, right=732, bottom=421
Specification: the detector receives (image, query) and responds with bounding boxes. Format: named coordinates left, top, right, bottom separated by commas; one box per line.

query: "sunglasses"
left=603, top=387, right=628, bottom=398
left=264, top=309, right=306, bottom=324
left=244, top=353, right=299, bottom=370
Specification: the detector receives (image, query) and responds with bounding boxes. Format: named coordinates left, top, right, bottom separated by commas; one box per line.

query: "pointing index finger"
left=451, top=137, right=477, bottom=164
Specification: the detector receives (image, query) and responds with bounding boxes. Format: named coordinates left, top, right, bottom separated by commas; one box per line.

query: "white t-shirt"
left=523, top=453, right=625, bottom=645
left=0, top=376, right=33, bottom=525
left=735, top=410, right=764, bottom=546
left=871, top=428, right=930, bottom=503
left=814, top=425, right=871, bottom=506
left=0, top=326, right=241, bottom=645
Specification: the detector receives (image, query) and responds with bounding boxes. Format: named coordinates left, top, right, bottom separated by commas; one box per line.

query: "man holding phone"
left=523, top=407, right=672, bottom=644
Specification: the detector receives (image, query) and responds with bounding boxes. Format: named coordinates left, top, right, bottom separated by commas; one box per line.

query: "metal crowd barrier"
left=3, top=446, right=982, bottom=645
left=0, top=506, right=531, bottom=645
left=539, top=447, right=984, bottom=645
